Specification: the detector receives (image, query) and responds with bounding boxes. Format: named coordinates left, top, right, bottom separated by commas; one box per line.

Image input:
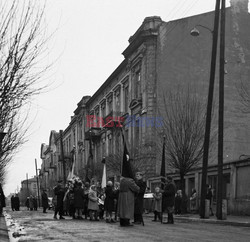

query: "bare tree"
left=161, top=88, right=215, bottom=209
left=0, top=0, right=50, bottom=182
left=237, top=79, right=250, bottom=113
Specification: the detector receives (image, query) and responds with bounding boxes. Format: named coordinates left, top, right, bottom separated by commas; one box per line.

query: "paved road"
left=4, top=207, right=250, bottom=242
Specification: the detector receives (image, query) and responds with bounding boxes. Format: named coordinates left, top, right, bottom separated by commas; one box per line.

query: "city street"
left=4, top=207, right=250, bottom=242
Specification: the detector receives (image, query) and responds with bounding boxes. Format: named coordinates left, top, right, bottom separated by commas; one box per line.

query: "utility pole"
left=200, top=0, right=221, bottom=219
left=26, top=173, right=29, bottom=197
left=217, top=0, right=226, bottom=220
left=60, top=130, right=66, bottom=185
left=35, top=159, right=40, bottom=208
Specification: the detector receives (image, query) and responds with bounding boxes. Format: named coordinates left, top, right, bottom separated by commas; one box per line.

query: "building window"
left=107, top=94, right=113, bottom=115
left=135, top=70, right=141, bottom=99
left=124, top=85, right=129, bottom=113
left=115, top=90, right=120, bottom=112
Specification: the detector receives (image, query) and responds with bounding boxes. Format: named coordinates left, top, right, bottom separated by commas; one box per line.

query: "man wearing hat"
left=53, top=180, right=65, bottom=219
left=162, top=176, right=176, bottom=224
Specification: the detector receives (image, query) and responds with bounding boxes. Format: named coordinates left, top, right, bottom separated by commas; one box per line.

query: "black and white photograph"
left=1, top=0, right=250, bottom=241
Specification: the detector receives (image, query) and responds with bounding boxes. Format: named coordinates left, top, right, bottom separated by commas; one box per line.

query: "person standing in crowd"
left=104, top=181, right=115, bottom=223
left=66, top=182, right=75, bottom=219
left=134, top=172, right=146, bottom=225
left=144, top=187, right=152, bottom=214
left=190, top=188, right=197, bottom=213
left=83, top=182, right=90, bottom=219
left=114, top=182, right=120, bottom=222
left=11, top=195, right=15, bottom=211
left=41, top=189, right=49, bottom=213
left=53, top=180, right=65, bottom=219
left=33, top=196, right=38, bottom=211
left=0, top=183, right=6, bottom=215
left=152, top=186, right=162, bottom=222
left=162, top=176, right=176, bottom=224
left=175, top=190, right=182, bottom=215
left=118, top=176, right=140, bottom=227
left=206, top=184, right=214, bottom=216
left=98, top=188, right=105, bottom=220
left=74, top=182, right=85, bottom=219
left=25, top=197, right=30, bottom=210
left=13, top=194, right=20, bottom=211
left=29, top=195, right=34, bottom=211
left=88, top=185, right=99, bottom=221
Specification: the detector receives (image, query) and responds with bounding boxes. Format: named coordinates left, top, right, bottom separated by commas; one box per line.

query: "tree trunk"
left=180, top=173, right=188, bottom=214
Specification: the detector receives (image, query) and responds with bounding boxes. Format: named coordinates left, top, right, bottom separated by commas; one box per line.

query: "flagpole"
left=160, top=136, right=166, bottom=224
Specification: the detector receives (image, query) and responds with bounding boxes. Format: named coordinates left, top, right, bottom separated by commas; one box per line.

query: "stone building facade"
left=39, top=0, right=250, bottom=214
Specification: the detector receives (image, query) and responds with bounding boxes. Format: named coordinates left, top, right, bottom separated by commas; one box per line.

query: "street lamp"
left=190, top=0, right=221, bottom=219
left=190, top=25, right=213, bottom=36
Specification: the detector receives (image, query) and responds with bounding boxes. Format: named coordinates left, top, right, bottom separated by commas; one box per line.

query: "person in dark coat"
left=11, top=195, right=15, bottom=211
left=104, top=181, right=115, bottom=223
left=118, top=177, right=140, bottom=227
left=13, top=194, right=20, bottom=211
left=0, top=183, right=6, bottom=215
left=133, top=172, right=146, bottom=224
left=25, top=197, right=30, bottom=210
left=113, top=182, right=120, bottom=221
left=83, top=182, right=90, bottom=219
left=41, top=189, right=49, bottom=213
left=33, top=196, right=38, bottom=211
left=74, top=182, right=85, bottom=219
left=53, top=180, right=65, bottom=219
left=162, top=176, right=176, bottom=224
left=206, top=184, right=214, bottom=216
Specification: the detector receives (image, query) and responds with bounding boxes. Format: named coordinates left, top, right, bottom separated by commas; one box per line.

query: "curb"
left=0, top=214, right=9, bottom=242
left=144, top=214, right=250, bottom=227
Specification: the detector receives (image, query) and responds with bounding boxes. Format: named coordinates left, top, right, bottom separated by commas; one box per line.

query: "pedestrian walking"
left=53, top=180, right=65, bottom=219
left=162, top=176, right=176, bottom=224
left=104, top=181, right=115, bottom=223
left=117, top=176, right=139, bottom=227
left=11, top=195, right=15, bottom=211
left=88, top=185, right=99, bottom=221
left=41, top=189, right=49, bottom=213
left=134, top=172, right=146, bottom=225
left=152, top=187, right=162, bottom=222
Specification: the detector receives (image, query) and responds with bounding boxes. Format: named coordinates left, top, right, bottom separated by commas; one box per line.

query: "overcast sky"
left=4, top=0, right=240, bottom=195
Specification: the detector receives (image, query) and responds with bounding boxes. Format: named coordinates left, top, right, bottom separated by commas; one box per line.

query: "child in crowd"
left=152, top=186, right=162, bottom=222
left=88, top=185, right=99, bottom=221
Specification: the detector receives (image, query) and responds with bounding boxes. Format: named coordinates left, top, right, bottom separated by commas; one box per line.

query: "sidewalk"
left=144, top=212, right=250, bottom=227
left=0, top=213, right=9, bottom=242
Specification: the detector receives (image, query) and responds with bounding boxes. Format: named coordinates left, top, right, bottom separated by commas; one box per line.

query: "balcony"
left=85, top=127, right=102, bottom=141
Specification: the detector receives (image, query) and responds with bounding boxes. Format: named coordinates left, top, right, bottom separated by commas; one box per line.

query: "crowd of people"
left=11, top=194, right=20, bottom=211
left=3, top=174, right=214, bottom=227
left=38, top=172, right=181, bottom=227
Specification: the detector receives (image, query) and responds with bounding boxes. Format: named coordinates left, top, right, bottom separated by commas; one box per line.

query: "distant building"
left=19, top=177, right=39, bottom=205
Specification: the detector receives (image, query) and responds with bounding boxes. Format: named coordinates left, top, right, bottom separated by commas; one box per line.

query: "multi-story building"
left=40, top=0, right=250, bottom=214
left=19, top=176, right=39, bottom=205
